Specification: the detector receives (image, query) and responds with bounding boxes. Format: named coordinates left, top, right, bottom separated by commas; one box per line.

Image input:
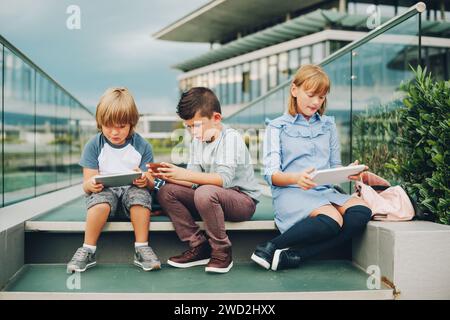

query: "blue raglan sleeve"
left=139, top=138, right=154, bottom=172
left=79, top=136, right=100, bottom=170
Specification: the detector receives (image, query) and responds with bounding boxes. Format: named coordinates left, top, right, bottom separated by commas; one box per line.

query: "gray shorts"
left=85, top=186, right=152, bottom=219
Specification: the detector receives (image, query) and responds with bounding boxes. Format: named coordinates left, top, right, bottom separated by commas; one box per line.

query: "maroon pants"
left=157, top=183, right=256, bottom=251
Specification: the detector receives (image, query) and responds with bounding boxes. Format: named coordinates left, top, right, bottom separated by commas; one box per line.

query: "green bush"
left=387, top=66, right=450, bottom=225
left=353, top=101, right=406, bottom=184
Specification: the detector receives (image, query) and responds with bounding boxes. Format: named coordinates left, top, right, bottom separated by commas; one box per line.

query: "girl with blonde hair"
left=251, top=65, right=372, bottom=271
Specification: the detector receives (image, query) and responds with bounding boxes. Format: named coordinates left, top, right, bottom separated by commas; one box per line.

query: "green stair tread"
left=3, top=261, right=388, bottom=293
left=30, top=195, right=274, bottom=222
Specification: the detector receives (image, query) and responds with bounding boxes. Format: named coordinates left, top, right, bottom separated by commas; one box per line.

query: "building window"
left=242, top=71, right=250, bottom=96
left=312, top=43, right=325, bottom=64
left=227, top=66, right=236, bottom=105
left=214, top=70, right=221, bottom=99
left=250, top=59, right=260, bottom=100
left=329, top=40, right=351, bottom=54
left=208, top=72, right=215, bottom=90
left=234, top=64, right=243, bottom=104
left=300, top=46, right=311, bottom=65
left=241, top=63, right=250, bottom=103
left=220, top=69, right=228, bottom=105
left=278, top=52, right=289, bottom=84
left=268, top=55, right=278, bottom=89
left=260, top=57, right=268, bottom=95
left=288, top=49, right=299, bottom=75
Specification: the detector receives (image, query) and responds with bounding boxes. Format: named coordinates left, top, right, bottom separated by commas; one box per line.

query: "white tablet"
left=311, top=165, right=366, bottom=185
left=93, top=172, right=143, bottom=188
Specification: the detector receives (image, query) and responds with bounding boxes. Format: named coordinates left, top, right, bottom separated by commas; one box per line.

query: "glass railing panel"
left=55, top=87, right=72, bottom=189
left=70, top=100, right=83, bottom=185
left=263, top=88, right=286, bottom=122
left=322, top=52, right=353, bottom=192
left=0, top=35, right=96, bottom=207
left=35, top=73, right=57, bottom=196
left=251, top=98, right=266, bottom=128
left=3, top=48, right=36, bottom=205
left=322, top=52, right=353, bottom=167
left=351, top=14, right=420, bottom=184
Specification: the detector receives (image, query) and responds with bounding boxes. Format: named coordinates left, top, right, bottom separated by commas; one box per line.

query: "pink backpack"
left=353, top=172, right=415, bottom=221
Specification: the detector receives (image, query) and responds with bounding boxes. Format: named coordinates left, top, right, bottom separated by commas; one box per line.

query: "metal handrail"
left=0, top=34, right=92, bottom=115
left=225, top=2, right=426, bottom=121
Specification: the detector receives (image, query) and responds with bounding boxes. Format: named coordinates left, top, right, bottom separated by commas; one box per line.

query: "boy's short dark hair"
left=176, top=87, right=221, bottom=120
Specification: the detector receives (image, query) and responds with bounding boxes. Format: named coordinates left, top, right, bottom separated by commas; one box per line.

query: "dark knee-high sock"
left=295, top=205, right=372, bottom=260
left=271, top=214, right=341, bottom=249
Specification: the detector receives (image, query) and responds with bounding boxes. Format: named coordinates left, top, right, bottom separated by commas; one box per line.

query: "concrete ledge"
left=25, top=220, right=277, bottom=232
left=0, top=185, right=84, bottom=232
left=353, top=220, right=450, bottom=300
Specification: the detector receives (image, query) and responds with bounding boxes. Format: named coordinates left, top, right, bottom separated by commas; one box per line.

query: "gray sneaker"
left=66, top=247, right=97, bottom=273
left=134, top=246, right=161, bottom=271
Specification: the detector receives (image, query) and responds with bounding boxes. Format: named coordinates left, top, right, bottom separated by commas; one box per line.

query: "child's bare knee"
left=129, top=205, right=150, bottom=214
left=311, top=205, right=343, bottom=226
left=329, top=211, right=343, bottom=227
left=88, top=202, right=110, bottom=213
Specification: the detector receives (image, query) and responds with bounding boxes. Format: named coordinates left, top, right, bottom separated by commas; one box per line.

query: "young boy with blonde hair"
left=67, top=87, right=160, bottom=273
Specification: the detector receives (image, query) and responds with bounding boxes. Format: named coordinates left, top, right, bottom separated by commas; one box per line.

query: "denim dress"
left=263, top=112, right=351, bottom=233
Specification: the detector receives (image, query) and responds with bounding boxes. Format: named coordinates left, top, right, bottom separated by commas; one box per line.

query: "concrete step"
left=25, top=230, right=292, bottom=264
left=0, top=261, right=394, bottom=300
left=25, top=195, right=276, bottom=232
left=23, top=195, right=351, bottom=264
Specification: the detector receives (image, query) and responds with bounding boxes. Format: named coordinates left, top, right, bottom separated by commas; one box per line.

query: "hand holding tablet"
left=93, top=172, right=143, bottom=188
left=310, top=164, right=367, bottom=185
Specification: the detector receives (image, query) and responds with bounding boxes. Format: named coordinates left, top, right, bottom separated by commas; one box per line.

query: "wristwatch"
left=153, top=178, right=166, bottom=192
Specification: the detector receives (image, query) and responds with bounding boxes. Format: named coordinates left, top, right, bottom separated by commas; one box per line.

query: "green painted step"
left=1, top=261, right=393, bottom=299
left=30, top=195, right=275, bottom=222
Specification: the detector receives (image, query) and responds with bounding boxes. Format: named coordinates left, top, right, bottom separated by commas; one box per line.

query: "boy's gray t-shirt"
left=79, top=132, right=153, bottom=174
left=187, top=125, right=262, bottom=201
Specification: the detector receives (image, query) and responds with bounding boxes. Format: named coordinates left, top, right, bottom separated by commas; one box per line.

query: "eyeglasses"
left=183, top=120, right=207, bottom=130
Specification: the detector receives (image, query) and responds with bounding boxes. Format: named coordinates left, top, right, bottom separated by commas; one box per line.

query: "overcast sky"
left=0, top=0, right=209, bottom=114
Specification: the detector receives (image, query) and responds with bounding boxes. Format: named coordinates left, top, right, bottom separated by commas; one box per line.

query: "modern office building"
left=154, top=0, right=450, bottom=117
